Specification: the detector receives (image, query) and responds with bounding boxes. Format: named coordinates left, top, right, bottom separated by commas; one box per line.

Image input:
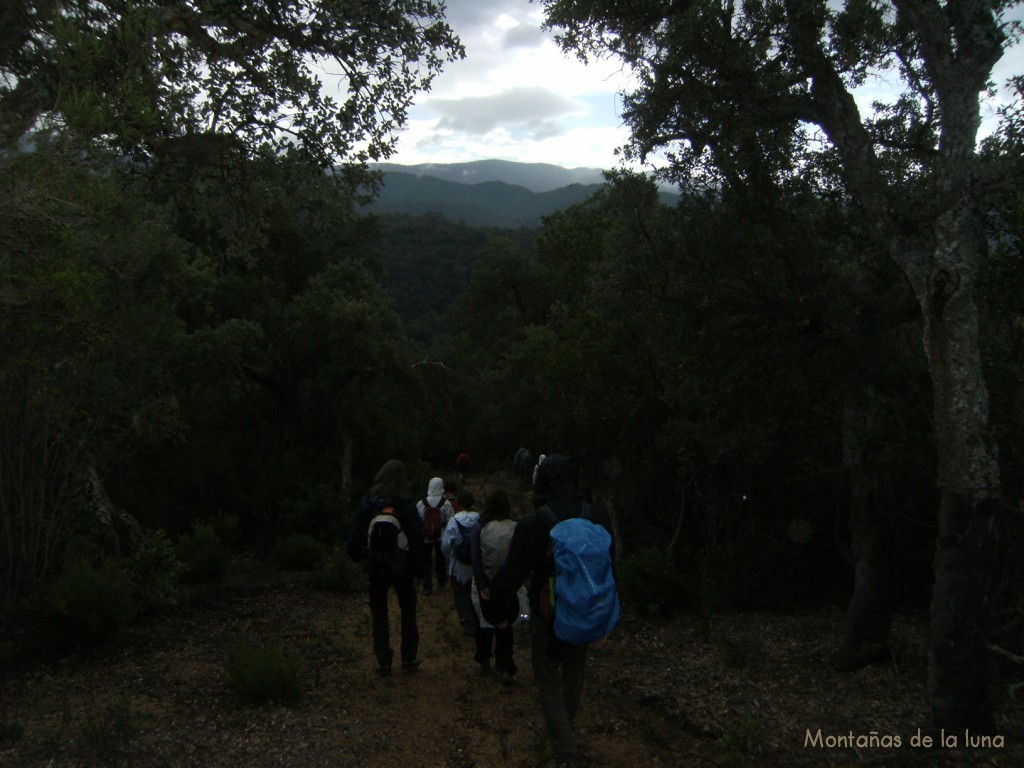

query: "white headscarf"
left=426, top=476, right=445, bottom=507
left=532, top=454, right=547, bottom=485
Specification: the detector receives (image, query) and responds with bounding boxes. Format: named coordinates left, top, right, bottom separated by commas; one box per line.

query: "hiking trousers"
left=475, top=625, right=515, bottom=674
left=422, top=541, right=447, bottom=591
left=530, top=612, right=588, bottom=760
left=368, top=569, right=419, bottom=668
left=451, top=578, right=477, bottom=635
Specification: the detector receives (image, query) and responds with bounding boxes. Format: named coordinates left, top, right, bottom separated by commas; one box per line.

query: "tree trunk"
left=831, top=388, right=895, bottom=672
left=340, top=434, right=353, bottom=511
left=904, top=204, right=1001, bottom=733
left=85, top=465, right=144, bottom=557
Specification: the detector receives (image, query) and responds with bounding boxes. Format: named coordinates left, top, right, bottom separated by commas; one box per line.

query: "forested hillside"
left=366, top=214, right=538, bottom=343
left=370, top=159, right=607, bottom=192
left=1, top=0, right=1023, bottom=761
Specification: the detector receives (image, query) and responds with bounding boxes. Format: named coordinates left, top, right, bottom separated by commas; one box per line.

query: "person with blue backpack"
left=493, top=454, right=620, bottom=768
left=346, top=459, right=425, bottom=676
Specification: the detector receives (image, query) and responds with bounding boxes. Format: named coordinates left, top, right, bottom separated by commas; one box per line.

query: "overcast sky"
left=379, top=0, right=1023, bottom=171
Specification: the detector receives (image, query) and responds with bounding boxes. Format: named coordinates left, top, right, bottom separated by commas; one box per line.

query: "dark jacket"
left=492, top=496, right=614, bottom=614
left=346, top=494, right=425, bottom=575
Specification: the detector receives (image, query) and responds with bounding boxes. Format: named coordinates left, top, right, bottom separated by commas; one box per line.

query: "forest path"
left=2, top=472, right=1020, bottom=766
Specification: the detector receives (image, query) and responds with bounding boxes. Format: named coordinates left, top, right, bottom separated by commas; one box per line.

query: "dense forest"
left=2, top=0, right=1023, bottom=750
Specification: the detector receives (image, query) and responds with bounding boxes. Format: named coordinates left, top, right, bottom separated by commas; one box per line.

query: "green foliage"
left=367, top=172, right=605, bottom=228
left=697, top=545, right=748, bottom=612
left=224, top=638, right=304, bottom=706
left=0, top=143, right=187, bottom=619
left=2, top=0, right=464, bottom=167
left=30, top=558, right=134, bottom=652
left=715, top=713, right=761, bottom=766
left=617, top=547, right=694, bottom=617
left=314, top=546, right=366, bottom=594
left=177, top=524, right=230, bottom=585
left=272, top=534, right=326, bottom=572
left=124, top=530, right=184, bottom=614
left=209, top=512, right=242, bottom=549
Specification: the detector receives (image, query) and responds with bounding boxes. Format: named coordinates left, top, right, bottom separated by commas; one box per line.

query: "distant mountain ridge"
left=364, top=171, right=605, bottom=229
left=370, top=159, right=607, bottom=194
left=363, top=159, right=676, bottom=229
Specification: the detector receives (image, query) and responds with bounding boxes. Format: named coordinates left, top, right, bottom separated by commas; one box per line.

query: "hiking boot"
left=400, top=658, right=421, bottom=672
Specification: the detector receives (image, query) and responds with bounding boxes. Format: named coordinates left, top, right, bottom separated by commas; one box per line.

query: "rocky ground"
left=2, top=472, right=1021, bottom=767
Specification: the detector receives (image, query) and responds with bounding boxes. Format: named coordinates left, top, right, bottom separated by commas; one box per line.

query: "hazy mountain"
left=370, top=159, right=606, bottom=193
left=363, top=171, right=605, bottom=229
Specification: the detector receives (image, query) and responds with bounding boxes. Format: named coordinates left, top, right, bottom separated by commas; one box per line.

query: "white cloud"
left=385, top=0, right=636, bottom=169
left=422, top=86, right=584, bottom=136
left=501, top=23, right=547, bottom=50
left=385, top=0, right=1024, bottom=169
left=392, top=112, right=635, bottom=170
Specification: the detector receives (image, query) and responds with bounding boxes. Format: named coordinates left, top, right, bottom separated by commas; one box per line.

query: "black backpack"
left=452, top=519, right=472, bottom=565
left=367, top=501, right=409, bottom=574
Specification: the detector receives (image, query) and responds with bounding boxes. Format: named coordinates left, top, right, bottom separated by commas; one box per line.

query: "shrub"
left=224, top=638, right=304, bottom=705
left=209, top=511, right=242, bottom=548
left=272, top=533, right=325, bottom=571
left=125, top=530, right=184, bottom=614
left=177, top=523, right=230, bottom=584
left=617, top=547, right=693, bottom=617
left=313, top=545, right=365, bottom=593
left=30, top=558, right=134, bottom=651
left=715, top=713, right=761, bottom=765
left=697, top=542, right=775, bottom=610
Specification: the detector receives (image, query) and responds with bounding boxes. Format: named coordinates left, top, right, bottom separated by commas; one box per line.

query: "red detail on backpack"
left=423, top=500, right=443, bottom=541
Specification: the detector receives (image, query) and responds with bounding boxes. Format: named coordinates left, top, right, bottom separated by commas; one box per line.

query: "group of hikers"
left=344, top=452, right=620, bottom=768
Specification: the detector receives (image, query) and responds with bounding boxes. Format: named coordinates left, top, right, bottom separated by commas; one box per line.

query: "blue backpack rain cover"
left=549, top=517, right=621, bottom=644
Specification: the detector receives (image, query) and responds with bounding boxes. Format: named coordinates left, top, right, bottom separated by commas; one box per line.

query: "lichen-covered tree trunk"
left=908, top=205, right=1001, bottom=732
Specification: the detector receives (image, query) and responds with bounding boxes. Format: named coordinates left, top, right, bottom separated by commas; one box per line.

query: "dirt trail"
left=2, top=471, right=1021, bottom=767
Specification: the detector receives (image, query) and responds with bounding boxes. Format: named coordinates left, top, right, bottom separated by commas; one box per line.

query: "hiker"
left=441, top=488, right=480, bottom=637
left=444, top=477, right=461, bottom=512
left=531, top=453, right=547, bottom=487
left=454, top=451, right=471, bottom=483
left=513, top=447, right=534, bottom=489
left=346, top=459, right=424, bottom=676
left=493, top=454, right=619, bottom=768
left=416, top=477, right=453, bottom=595
left=470, top=486, right=520, bottom=683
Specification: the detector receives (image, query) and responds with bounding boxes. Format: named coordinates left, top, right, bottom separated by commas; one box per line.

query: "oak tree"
left=1, top=0, right=463, bottom=165
left=541, top=0, right=1020, bottom=730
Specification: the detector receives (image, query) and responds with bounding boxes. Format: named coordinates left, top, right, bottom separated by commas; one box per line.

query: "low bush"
left=30, top=558, right=134, bottom=651
left=272, top=533, right=325, bottom=571
left=313, top=545, right=365, bottom=593
left=125, top=530, right=184, bottom=614
left=177, top=523, right=230, bottom=584
left=224, top=638, right=304, bottom=705
left=617, top=547, right=694, bottom=617
left=697, top=541, right=780, bottom=610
